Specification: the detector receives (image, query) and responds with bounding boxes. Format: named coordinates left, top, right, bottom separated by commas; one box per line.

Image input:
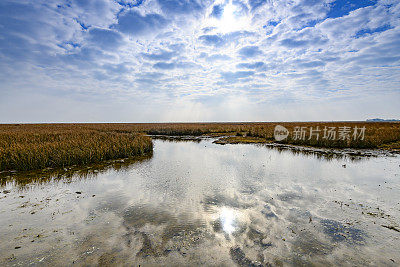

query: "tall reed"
left=0, top=126, right=152, bottom=171
left=1, top=121, right=399, bottom=172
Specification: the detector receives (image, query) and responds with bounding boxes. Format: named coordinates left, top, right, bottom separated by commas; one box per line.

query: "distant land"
left=366, top=118, right=400, bottom=122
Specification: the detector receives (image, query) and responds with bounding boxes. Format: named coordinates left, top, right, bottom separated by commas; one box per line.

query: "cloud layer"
left=0, top=0, right=399, bottom=122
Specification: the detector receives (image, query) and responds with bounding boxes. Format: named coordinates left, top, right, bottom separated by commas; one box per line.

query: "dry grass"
left=0, top=124, right=152, bottom=171
left=213, top=136, right=270, bottom=144
left=128, top=122, right=400, bottom=149
left=0, top=121, right=399, bottom=171
left=245, top=122, right=400, bottom=149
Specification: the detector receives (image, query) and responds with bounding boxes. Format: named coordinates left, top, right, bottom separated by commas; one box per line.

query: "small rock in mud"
left=3, top=190, right=10, bottom=194
left=6, top=254, right=16, bottom=261
left=14, top=246, right=21, bottom=249
left=75, top=192, right=82, bottom=194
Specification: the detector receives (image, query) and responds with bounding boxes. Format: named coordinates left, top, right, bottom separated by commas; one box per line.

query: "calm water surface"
left=1, top=139, right=400, bottom=266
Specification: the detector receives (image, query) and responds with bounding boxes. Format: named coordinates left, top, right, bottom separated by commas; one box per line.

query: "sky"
left=0, top=0, right=399, bottom=123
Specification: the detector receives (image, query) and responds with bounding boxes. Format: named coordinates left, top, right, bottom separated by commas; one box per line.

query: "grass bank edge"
left=1, top=122, right=399, bottom=172
left=0, top=132, right=153, bottom=172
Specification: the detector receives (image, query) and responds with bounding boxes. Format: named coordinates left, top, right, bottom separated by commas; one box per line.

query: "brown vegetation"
left=133, top=121, right=400, bottom=149
left=0, top=124, right=152, bottom=171
left=0, top=121, right=399, bottom=171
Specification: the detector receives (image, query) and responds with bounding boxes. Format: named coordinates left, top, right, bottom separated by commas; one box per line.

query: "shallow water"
left=1, top=139, right=400, bottom=266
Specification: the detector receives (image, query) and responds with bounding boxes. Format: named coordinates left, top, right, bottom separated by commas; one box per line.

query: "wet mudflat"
left=1, top=139, right=400, bottom=266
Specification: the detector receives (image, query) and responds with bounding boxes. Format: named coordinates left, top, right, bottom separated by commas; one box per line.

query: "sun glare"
left=220, top=207, right=237, bottom=234
left=208, top=0, right=251, bottom=33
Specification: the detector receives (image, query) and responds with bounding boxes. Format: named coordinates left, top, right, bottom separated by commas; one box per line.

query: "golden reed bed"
left=0, top=122, right=399, bottom=171
left=0, top=124, right=152, bottom=171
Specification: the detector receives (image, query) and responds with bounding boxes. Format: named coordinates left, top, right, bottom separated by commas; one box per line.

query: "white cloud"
left=0, top=0, right=399, bottom=122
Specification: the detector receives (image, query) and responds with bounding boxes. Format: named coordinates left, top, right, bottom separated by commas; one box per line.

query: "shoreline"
left=150, top=134, right=400, bottom=158
left=2, top=122, right=399, bottom=172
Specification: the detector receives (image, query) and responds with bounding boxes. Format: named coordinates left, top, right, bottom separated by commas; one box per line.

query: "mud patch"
left=320, top=219, right=366, bottom=244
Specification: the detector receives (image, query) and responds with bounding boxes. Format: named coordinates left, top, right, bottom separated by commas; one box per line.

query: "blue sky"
left=0, top=0, right=399, bottom=122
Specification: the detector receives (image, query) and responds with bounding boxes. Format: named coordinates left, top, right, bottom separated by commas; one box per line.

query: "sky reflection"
left=1, top=139, right=399, bottom=265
